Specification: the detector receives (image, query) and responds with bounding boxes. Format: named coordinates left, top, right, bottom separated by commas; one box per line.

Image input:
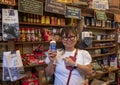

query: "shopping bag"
left=2, top=52, right=11, bottom=81
left=2, top=50, right=25, bottom=81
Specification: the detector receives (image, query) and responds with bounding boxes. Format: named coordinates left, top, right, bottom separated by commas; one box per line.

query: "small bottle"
left=27, top=14, right=30, bottom=22
left=23, top=13, right=27, bottom=22
left=30, top=14, right=33, bottom=23
left=34, top=15, right=37, bottom=23
left=50, top=40, right=56, bottom=52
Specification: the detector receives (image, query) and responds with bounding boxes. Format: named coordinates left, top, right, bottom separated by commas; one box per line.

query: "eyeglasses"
left=62, top=36, right=76, bottom=41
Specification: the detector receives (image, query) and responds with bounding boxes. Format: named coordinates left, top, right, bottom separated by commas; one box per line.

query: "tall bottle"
left=50, top=39, right=56, bottom=52
left=50, top=38, right=57, bottom=65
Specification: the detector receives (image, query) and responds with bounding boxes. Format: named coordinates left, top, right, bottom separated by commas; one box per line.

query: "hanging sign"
left=0, top=0, right=16, bottom=6
left=114, top=14, right=120, bottom=22
left=18, top=0, right=43, bottom=15
left=95, top=11, right=107, bottom=20
left=66, top=6, right=81, bottom=19
left=89, top=0, right=109, bottom=10
left=45, top=0, right=66, bottom=15
left=2, top=9, right=20, bottom=41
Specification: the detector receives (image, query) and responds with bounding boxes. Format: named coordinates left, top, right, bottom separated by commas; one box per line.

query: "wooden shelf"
left=93, top=39, right=115, bottom=42
left=87, top=68, right=119, bottom=79
left=91, top=52, right=116, bottom=58
left=24, top=63, right=47, bottom=68
left=15, top=41, right=62, bottom=44
left=15, top=41, right=44, bottom=44
left=86, top=26, right=116, bottom=31
left=19, top=22, right=71, bottom=27
left=0, top=63, right=47, bottom=69
left=0, top=41, right=8, bottom=45
left=85, top=45, right=116, bottom=50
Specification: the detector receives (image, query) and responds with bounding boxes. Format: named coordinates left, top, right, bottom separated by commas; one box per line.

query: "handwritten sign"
left=66, top=6, right=81, bottom=19
left=95, top=11, right=107, bottom=20
left=45, top=0, right=66, bottom=15
left=89, top=0, right=109, bottom=10
left=0, top=0, right=16, bottom=6
left=18, top=0, right=43, bottom=15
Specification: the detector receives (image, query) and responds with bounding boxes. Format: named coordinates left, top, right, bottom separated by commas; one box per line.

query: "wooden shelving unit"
left=24, top=63, right=47, bottom=68
left=0, top=1, right=119, bottom=85
left=15, top=41, right=44, bottom=44
left=85, top=45, right=116, bottom=50
left=19, top=22, right=71, bottom=28
left=84, top=12, right=118, bottom=83
left=87, top=68, right=119, bottom=79
left=91, top=52, right=116, bottom=58
left=86, top=26, right=116, bottom=31
left=93, top=39, right=115, bottom=42
left=0, top=41, right=8, bottom=45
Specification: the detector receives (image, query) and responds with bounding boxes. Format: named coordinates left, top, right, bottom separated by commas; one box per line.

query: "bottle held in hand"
left=50, top=40, right=57, bottom=52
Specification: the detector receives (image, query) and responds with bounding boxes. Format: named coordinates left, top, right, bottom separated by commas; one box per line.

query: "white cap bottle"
left=50, top=40, right=56, bottom=52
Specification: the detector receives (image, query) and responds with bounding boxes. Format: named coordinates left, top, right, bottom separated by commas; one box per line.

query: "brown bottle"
left=30, top=14, right=33, bottom=23
left=34, top=15, right=37, bottom=23
left=23, top=13, right=27, bottom=22
left=37, top=15, right=40, bottom=23
left=46, top=16, right=50, bottom=24
left=41, top=16, right=45, bottom=24
left=27, top=14, right=30, bottom=22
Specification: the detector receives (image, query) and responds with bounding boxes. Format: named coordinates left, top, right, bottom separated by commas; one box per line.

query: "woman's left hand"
left=63, top=57, right=75, bottom=67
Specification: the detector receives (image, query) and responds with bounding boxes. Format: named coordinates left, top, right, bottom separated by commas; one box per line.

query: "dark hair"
left=57, top=26, right=80, bottom=50
left=60, top=26, right=77, bottom=37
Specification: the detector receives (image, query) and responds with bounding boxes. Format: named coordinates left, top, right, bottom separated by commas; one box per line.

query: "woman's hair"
left=60, top=26, right=77, bottom=37
left=57, top=26, right=80, bottom=50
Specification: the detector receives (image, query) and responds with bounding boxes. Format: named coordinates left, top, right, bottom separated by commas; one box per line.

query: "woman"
left=45, top=26, right=92, bottom=85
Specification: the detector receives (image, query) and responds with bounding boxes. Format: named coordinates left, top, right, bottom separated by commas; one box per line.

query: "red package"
left=22, top=79, right=39, bottom=85
left=66, top=56, right=76, bottom=71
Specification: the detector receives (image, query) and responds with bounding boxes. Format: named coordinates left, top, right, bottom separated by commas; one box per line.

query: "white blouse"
left=45, top=49, right=92, bottom=85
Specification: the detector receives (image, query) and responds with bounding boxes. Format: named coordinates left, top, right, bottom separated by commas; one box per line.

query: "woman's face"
left=61, top=32, right=77, bottom=50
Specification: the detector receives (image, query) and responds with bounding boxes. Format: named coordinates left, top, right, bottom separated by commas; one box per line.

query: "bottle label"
left=50, top=43, right=56, bottom=51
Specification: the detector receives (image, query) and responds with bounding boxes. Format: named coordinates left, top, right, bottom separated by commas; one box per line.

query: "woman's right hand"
left=48, top=50, right=57, bottom=62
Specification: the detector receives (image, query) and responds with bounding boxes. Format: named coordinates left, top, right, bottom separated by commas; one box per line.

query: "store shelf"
left=24, top=63, right=47, bottom=68
left=15, top=41, right=62, bottom=44
left=0, top=63, right=47, bottom=69
left=91, top=52, right=116, bottom=58
left=19, top=22, right=71, bottom=28
left=86, top=26, right=116, bottom=31
left=0, top=41, right=8, bottom=45
left=93, top=39, right=115, bottom=42
left=15, top=41, right=44, bottom=44
left=87, top=68, right=119, bottom=79
left=85, top=45, right=116, bottom=50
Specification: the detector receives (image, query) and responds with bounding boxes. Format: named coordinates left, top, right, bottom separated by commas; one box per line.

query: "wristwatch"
left=73, top=62, right=77, bottom=69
